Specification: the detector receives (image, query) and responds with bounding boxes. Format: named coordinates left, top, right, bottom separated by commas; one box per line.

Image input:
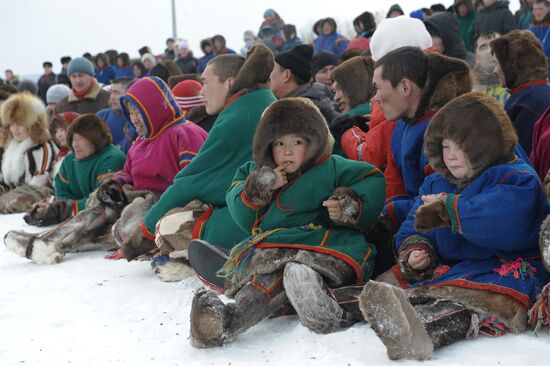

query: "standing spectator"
left=492, top=29, right=550, bottom=155
left=4, top=70, right=19, bottom=87
left=311, top=51, right=339, bottom=88
left=176, top=40, right=198, bottom=74
left=425, top=12, right=476, bottom=66
left=454, top=0, right=477, bottom=52
left=475, top=0, right=517, bottom=39
left=197, top=38, right=215, bottom=73
left=46, top=84, right=71, bottom=120
left=114, top=53, right=133, bottom=79
left=530, top=0, right=550, bottom=80
left=257, top=25, right=284, bottom=53
left=18, top=80, right=38, bottom=95
left=313, top=18, right=349, bottom=57
left=386, top=4, right=405, bottom=18
left=94, top=53, right=115, bottom=85
left=260, top=9, right=285, bottom=31
left=281, top=24, right=303, bottom=51
left=96, top=77, right=137, bottom=153
left=37, top=62, right=56, bottom=104
left=472, top=33, right=509, bottom=105
left=353, top=11, right=377, bottom=39
left=55, top=57, right=111, bottom=114
left=58, top=56, right=71, bottom=78
left=516, top=0, right=535, bottom=29
left=240, top=31, right=257, bottom=56
left=212, top=35, right=237, bottom=56
left=163, top=38, right=177, bottom=61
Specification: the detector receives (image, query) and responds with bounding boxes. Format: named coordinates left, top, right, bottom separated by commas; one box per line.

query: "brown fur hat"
left=491, top=30, right=548, bottom=90
left=1, top=92, right=49, bottom=147
left=414, top=52, right=472, bottom=120
left=226, top=44, right=274, bottom=100
left=424, top=92, right=517, bottom=188
left=66, top=114, right=112, bottom=152
left=331, top=56, right=375, bottom=109
left=253, top=97, right=334, bottom=172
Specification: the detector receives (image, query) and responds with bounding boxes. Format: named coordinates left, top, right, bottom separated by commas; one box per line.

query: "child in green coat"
left=189, top=97, right=385, bottom=348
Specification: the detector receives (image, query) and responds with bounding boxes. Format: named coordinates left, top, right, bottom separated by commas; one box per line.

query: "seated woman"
left=49, top=112, right=80, bottom=178
left=24, top=114, right=126, bottom=226
left=358, top=93, right=550, bottom=360
left=0, top=92, right=58, bottom=213
left=4, top=77, right=207, bottom=264
left=189, top=98, right=385, bottom=348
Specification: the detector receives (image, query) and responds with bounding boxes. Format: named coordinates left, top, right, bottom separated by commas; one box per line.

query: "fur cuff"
left=330, top=187, right=361, bottom=226
left=23, top=198, right=74, bottom=227
left=398, top=250, right=436, bottom=283
left=243, top=166, right=277, bottom=207
left=414, top=200, right=451, bottom=232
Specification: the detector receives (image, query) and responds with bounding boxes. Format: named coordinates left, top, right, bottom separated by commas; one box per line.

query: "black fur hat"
left=67, top=114, right=112, bottom=152
left=253, top=97, right=333, bottom=173
left=226, top=43, right=274, bottom=100
left=424, top=92, right=518, bottom=188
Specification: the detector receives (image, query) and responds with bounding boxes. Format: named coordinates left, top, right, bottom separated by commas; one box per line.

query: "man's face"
left=457, top=3, right=469, bottom=17
left=178, top=47, right=190, bottom=58
left=72, top=133, right=96, bottom=160
left=44, top=65, right=53, bottom=75
left=482, top=0, right=496, bottom=7
left=431, top=36, right=445, bottom=54
left=314, top=65, right=335, bottom=87
left=269, top=63, right=287, bottom=99
left=109, top=83, right=124, bottom=113
left=533, top=3, right=550, bottom=22
left=69, top=73, right=94, bottom=93
left=332, top=81, right=350, bottom=112
left=5, top=70, right=13, bottom=79
left=475, top=36, right=497, bottom=73
left=372, top=66, right=410, bottom=121
left=200, top=64, right=230, bottom=115
left=166, top=41, right=175, bottom=51
left=322, top=22, right=333, bottom=35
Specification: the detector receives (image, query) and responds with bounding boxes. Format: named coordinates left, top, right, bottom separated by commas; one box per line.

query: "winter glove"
left=414, top=198, right=451, bottom=232
left=330, top=114, right=369, bottom=142
left=325, top=187, right=361, bottom=226
left=97, top=179, right=128, bottom=209
left=23, top=198, right=74, bottom=227
left=243, top=166, right=278, bottom=207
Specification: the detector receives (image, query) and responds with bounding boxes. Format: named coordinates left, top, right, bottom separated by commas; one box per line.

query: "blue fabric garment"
left=113, top=66, right=134, bottom=79
left=529, top=22, right=550, bottom=80
left=281, top=36, right=303, bottom=52
left=95, top=66, right=116, bottom=85
left=198, top=53, right=215, bottom=73
left=505, top=81, right=550, bottom=156
left=96, top=108, right=137, bottom=154
left=395, top=159, right=550, bottom=306
left=314, top=32, right=349, bottom=57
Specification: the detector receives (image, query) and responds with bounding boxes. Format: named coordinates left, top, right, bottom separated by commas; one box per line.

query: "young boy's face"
left=272, top=133, right=309, bottom=174
left=442, top=138, right=472, bottom=179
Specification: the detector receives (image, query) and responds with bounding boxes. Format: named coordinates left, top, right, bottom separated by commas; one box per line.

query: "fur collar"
left=1, top=137, right=34, bottom=185
left=67, top=80, right=102, bottom=103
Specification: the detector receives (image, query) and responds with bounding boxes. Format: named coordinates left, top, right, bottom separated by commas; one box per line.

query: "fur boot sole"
left=188, top=240, right=229, bottom=291
left=190, top=287, right=228, bottom=348
left=359, top=281, right=434, bottom=360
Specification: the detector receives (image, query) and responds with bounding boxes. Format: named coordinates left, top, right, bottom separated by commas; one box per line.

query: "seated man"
left=24, top=114, right=125, bottom=226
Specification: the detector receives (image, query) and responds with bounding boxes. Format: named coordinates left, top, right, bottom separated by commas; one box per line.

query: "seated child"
left=189, top=97, right=385, bottom=348
left=358, top=93, right=550, bottom=360
left=0, top=92, right=58, bottom=213
left=49, top=112, right=80, bottom=178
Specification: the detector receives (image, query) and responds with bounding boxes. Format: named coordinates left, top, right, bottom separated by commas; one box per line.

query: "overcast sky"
left=1, top=0, right=521, bottom=78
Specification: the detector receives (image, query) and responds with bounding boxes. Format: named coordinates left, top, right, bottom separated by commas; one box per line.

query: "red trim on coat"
left=240, top=190, right=265, bottom=209
left=140, top=223, right=155, bottom=241
left=510, top=80, right=548, bottom=95
left=194, top=271, right=225, bottom=294
left=191, top=206, right=215, bottom=239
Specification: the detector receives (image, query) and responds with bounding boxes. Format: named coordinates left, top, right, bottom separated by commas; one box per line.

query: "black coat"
left=475, top=1, right=517, bottom=39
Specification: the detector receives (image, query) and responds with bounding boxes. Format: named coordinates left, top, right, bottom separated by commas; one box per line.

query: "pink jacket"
left=530, top=107, right=550, bottom=180
left=114, top=77, right=207, bottom=192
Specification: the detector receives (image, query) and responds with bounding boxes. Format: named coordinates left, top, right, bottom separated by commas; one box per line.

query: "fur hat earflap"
left=491, top=30, right=548, bottom=90
left=253, top=97, right=333, bottom=173
left=331, top=56, right=375, bottom=109
left=415, top=52, right=472, bottom=120
left=66, top=114, right=112, bottom=153
left=424, top=92, right=517, bottom=188
left=227, top=44, right=274, bottom=100
left=1, top=92, right=49, bottom=147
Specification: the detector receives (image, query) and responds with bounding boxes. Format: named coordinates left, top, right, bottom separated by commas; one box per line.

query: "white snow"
left=1, top=213, right=549, bottom=366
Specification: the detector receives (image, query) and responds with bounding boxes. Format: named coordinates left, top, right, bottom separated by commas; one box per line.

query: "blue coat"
left=95, top=66, right=116, bottom=85
left=529, top=22, right=550, bottom=81
left=96, top=108, right=137, bottom=154
left=395, top=159, right=550, bottom=308
left=505, top=80, right=550, bottom=156
left=314, top=32, right=349, bottom=57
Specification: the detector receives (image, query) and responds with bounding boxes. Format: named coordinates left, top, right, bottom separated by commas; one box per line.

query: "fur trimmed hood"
left=226, top=44, right=274, bottom=100
left=413, top=52, right=472, bottom=121
left=67, top=114, right=112, bottom=153
left=253, top=97, right=334, bottom=174
left=331, top=56, right=375, bottom=109
left=491, top=30, right=548, bottom=90
left=424, top=92, right=517, bottom=188
left=1, top=92, right=49, bottom=147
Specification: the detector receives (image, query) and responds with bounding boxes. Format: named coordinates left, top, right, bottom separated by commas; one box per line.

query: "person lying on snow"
left=189, top=97, right=385, bottom=348
left=3, top=77, right=206, bottom=264
left=358, top=92, right=550, bottom=361
left=0, top=92, right=58, bottom=213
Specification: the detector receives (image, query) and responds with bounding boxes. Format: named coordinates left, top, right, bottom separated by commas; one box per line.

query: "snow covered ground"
left=1, top=212, right=549, bottom=366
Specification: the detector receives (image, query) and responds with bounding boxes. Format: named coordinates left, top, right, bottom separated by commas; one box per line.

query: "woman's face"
left=55, top=127, right=67, bottom=147
left=127, top=103, right=147, bottom=137
left=9, top=123, right=30, bottom=142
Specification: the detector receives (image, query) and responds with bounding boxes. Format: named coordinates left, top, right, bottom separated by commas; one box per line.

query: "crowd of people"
left=1, top=0, right=550, bottom=361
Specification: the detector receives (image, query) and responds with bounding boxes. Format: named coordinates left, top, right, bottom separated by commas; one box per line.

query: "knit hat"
left=172, top=80, right=204, bottom=113
left=311, top=51, right=339, bottom=77
left=67, top=114, right=112, bottom=152
left=345, top=38, right=370, bottom=52
left=141, top=53, right=157, bottom=66
left=46, top=84, right=71, bottom=104
left=264, top=9, right=276, bottom=18
left=370, top=16, right=433, bottom=61
left=67, top=57, right=95, bottom=77
left=178, top=39, right=190, bottom=50
left=275, top=44, right=314, bottom=82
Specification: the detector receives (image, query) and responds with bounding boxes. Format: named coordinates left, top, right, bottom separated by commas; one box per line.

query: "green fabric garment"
left=226, top=155, right=386, bottom=283
left=143, top=88, right=277, bottom=233
left=456, top=12, right=476, bottom=53
left=54, top=144, right=126, bottom=211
